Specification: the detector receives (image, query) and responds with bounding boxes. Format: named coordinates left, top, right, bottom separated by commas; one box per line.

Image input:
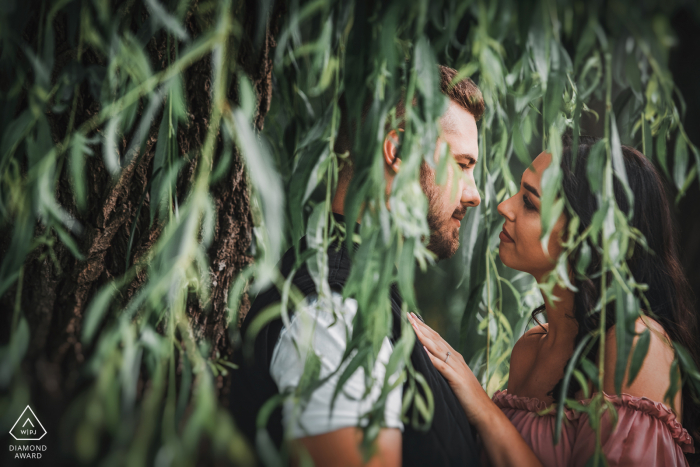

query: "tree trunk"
left=0, top=0, right=282, bottom=461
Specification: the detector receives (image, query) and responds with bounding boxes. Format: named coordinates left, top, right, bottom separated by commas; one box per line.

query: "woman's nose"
left=497, top=196, right=515, bottom=221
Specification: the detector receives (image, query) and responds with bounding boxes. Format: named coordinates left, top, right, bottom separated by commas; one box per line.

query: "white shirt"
left=269, top=291, right=404, bottom=438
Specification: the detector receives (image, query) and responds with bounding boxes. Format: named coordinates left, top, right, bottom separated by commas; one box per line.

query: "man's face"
left=421, top=101, right=480, bottom=259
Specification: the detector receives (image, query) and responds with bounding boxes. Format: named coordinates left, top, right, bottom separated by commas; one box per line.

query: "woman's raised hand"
left=407, top=312, right=491, bottom=425
left=408, top=312, right=543, bottom=467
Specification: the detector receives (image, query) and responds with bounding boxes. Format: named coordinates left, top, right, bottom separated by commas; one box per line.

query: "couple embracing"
left=231, top=66, right=698, bottom=466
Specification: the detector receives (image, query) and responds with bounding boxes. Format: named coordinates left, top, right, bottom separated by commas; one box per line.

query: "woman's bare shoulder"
left=509, top=324, right=549, bottom=380
left=603, top=316, right=678, bottom=405
left=513, top=324, right=549, bottom=354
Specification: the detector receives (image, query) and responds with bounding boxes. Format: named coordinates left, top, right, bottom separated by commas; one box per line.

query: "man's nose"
left=460, top=175, right=481, bottom=207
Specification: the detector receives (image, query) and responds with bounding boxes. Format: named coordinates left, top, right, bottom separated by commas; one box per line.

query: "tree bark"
left=0, top=0, right=283, bottom=460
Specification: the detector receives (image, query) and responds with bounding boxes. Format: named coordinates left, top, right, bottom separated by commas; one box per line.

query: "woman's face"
left=497, top=152, right=567, bottom=281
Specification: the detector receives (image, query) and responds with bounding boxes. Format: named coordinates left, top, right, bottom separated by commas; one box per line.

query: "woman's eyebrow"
left=523, top=182, right=540, bottom=198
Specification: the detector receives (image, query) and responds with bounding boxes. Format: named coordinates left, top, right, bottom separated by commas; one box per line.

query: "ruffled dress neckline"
left=492, top=389, right=695, bottom=452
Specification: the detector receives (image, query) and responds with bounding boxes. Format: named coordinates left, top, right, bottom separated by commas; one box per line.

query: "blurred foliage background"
left=0, top=0, right=698, bottom=465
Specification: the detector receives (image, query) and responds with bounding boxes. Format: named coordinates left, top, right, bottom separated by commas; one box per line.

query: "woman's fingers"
left=410, top=313, right=456, bottom=354
left=423, top=344, right=459, bottom=380
left=413, top=321, right=443, bottom=356
left=409, top=314, right=461, bottom=372
left=408, top=312, right=458, bottom=358
left=409, top=314, right=440, bottom=347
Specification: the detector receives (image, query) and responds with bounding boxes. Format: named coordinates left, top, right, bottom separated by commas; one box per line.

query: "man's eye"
left=459, top=163, right=469, bottom=171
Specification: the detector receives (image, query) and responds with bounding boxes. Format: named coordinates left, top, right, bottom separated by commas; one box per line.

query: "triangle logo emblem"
left=9, top=406, right=47, bottom=441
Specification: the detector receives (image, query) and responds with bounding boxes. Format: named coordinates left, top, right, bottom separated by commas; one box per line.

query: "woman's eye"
left=523, top=194, right=537, bottom=211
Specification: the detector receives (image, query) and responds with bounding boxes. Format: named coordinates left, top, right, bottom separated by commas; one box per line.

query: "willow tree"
left=1, top=0, right=699, bottom=466
left=0, top=0, right=280, bottom=464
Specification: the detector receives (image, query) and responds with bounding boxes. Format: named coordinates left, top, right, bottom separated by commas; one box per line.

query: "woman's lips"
left=499, top=228, right=514, bottom=243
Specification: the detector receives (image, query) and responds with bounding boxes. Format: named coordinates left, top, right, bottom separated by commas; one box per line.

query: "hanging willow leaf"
left=554, top=334, right=591, bottom=444
left=673, top=136, right=689, bottom=191
left=512, top=118, right=532, bottom=167
left=627, top=328, right=650, bottom=386
left=641, top=117, right=653, bottom=160
left=656, top=120, right=670, bottom=178
left=82, top=282, right=120, bottom=345
left=544, top=71, right=565, bottom=129
left=103, top=115, right=122, bottom=175
left=0, top=318, right=30, bottom=388
left=614, top=282, right=635, bottom=395
left=229, top=109, right=284, bottom=287
left=625, top=49, right=642, bottom=99
left=69, top=132, right=92, bottom=211
left=663, top=360, right=681, bottom=411
left=610, top=115, right=630, bottom=194
left=145, top=0, right=190, bottom=41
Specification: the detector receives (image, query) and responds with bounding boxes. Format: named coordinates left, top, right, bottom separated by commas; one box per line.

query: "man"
left=231, top=65, right=484, bottom=466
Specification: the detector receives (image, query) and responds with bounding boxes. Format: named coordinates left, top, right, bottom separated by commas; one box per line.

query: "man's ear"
left=383, top=130, right=402, bottom=173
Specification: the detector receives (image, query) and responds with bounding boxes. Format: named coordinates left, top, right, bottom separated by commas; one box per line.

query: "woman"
left=409, top=136, right=699, bottom=466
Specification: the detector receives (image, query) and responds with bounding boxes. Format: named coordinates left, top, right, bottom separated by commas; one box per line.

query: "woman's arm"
left=408, top=313, right=542, bottom=467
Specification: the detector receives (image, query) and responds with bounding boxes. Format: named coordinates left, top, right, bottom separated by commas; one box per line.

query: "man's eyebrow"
left=523, top=182, right=540, bottom=198
left=454, top=153, right=478, bottom=164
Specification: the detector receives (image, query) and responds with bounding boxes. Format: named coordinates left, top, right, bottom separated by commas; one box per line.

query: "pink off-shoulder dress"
left=492, top=390, right=695, bottom=467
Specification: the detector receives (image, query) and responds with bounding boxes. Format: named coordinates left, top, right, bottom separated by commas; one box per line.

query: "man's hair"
left=334, top=65, right=484, bottom=178
left=395, top=66, right=484, bottom=126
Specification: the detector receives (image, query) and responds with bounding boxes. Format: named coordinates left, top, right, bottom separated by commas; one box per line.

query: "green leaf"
left=554, top=334, right=591, bottom=444
left=297, top=349, right=323, bottom=395
left=512, top=118, right=531, bottom=167
left=574, top=19, right=597, bottom=72
left=0, top=317, right=30, bottom=388
left=230, top=109, right=284, bottom=285
left=673, top=136, right=688, bottom=191
left=627, top=329, right=650, bottom=386
left=614, top=283, right=635, bottom=395
left=55, top=225, right=85, bottom=260
left=238, top=74, right=257, bottom=122
left=145, top=0, right=190, bottom=41
left=610, top=115, right=629, bottom=190
left=103, top=116, right=121, bottom=175
left=544, top=72, right=565, bottom=129
left=625, top=50, right=642, bottom=98
left=69, top=133, right=92, bottom=211
left=415, top=37, right=440, bottom=109
left=150, top=111, right=170, bottom=224
left=397, top=237, right=417, bottom=309
left=575, top=241, right=592, bottom=275
left=580, top=358, right=600, bottom=389
left=655, top=121, right=670, bottom=178
left=0, top=110, right=34, bottom=164
left=641, top=118, right=653, bottom=160
left=663, top=359, right=681, bottom=411
left=673, top=342, right=700, bottom=381
left=82, top=282, right=119, bottom=344
left=586, top=140, right=606, bottom=193
left=331, top=347, right=370, bottom=413
left=166, top=74, right=188, bottom=123
left=693, top=144, right=700, bottom=186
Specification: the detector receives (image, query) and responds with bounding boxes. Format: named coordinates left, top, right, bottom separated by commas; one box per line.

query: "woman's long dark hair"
left=538, top=135, right=699, bottom=463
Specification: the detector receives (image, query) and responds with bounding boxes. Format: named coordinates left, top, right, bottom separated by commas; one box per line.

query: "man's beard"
left=420, top=163, right=466, bottom=260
